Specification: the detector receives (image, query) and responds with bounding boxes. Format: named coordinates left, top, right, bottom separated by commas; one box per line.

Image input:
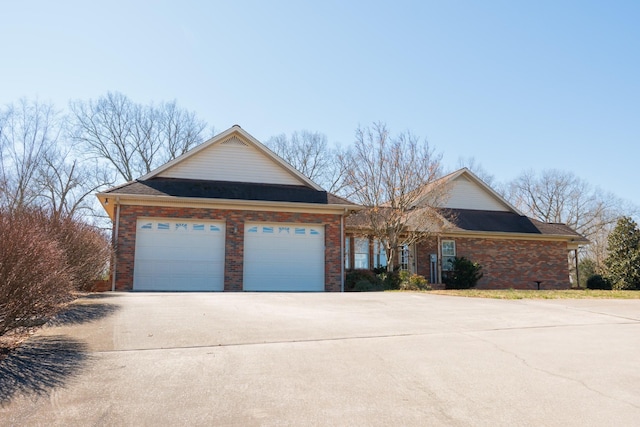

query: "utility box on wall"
left=430, top=254, right=438, bottom=284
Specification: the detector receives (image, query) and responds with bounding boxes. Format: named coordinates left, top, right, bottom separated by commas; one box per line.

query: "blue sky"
left=2, top=1, right=639, bottom=207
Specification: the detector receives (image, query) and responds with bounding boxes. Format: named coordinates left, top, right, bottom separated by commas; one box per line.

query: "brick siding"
left=113, top=205, right=343, bottom=292
left=415, top=237, right=570, bottom=289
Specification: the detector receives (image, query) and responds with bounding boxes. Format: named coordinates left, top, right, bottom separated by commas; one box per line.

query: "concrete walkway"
left=1, top=292, right=639, bottom=426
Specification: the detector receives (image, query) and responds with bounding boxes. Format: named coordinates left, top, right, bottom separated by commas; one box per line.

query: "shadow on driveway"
left=82, top=293, right=120, bottom=300
left=0, top=336, right=89, bottom=404
left=46, top=301, right=120, bottom=327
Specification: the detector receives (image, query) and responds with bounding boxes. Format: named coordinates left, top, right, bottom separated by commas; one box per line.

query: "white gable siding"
left=158, top=137, right=302, bottom=185
left=443, top=176, right=509, bottom=211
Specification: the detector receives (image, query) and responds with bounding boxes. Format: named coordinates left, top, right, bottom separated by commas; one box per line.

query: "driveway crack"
left=560, top=306, right=640, bottom=322
left=463, top=331, right=640, bottom=411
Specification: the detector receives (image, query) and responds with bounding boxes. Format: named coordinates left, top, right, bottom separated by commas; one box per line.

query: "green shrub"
left=372, top=266, right=387, bottom=275
left=345, top=269, right=380, bottom=292
left=399, top=274, right=431, bottom=291
left=399, top=270, right=410, bottom=283
left=577, top=258, right=597, bottom=288
left=353, top=280, right=382, bottom=292
left=604, top=216, right=640, bottom=290
left=379, top=269, right=402, bottom=290
left=444, top=256, right=483, bottom=289
left=586, top=274, right=612, bottom=290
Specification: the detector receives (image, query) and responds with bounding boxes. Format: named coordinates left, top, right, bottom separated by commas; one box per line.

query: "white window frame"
left=354, top=237, right=369, bottom=269
left=399, top=244, right=410, bottom=271
left=441, top=240, right=456, bottom=271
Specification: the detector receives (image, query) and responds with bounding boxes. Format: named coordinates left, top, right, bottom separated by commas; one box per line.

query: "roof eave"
left=96, top=192, right=361, bottom=220
left=442, top=228, right=590, bottom=243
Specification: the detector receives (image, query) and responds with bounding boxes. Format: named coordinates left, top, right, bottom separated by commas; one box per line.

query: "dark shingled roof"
left=529, top=218, right=589, bottom=241
left=441, top=208, right=541, bottom=234
left=105, top=177, right=356, bottom=205
left=346, top=207, right=586, bottom=240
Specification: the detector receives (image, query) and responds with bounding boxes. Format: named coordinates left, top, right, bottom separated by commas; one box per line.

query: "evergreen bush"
left=586, top=274, right=612, bottom=290
left=444, top=256, right=483, bottom=289
left=345, top=269, right=380, bottom=292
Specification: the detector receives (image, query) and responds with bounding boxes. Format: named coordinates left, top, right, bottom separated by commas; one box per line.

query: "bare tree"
left=343, top=122, right=446, bottom=271
left=0, top=99, right=112, bottom=220
left=36, top=146, right=113, bottom=220
left=0, top=99, right=59, bottom=211
left=266, top=130, right=349, bottom=194
left=69, top=92, right=207, bottom=183
left=507, top=169, right=627, bottom=272
left=160, top=100, right=210, bottom=162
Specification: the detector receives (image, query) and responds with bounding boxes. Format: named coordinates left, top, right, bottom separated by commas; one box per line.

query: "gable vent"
left=221, top=136, right=248, bottom=147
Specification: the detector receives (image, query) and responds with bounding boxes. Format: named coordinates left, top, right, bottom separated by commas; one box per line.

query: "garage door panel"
left=134, top=219, right=225, bottom=291
left=244, top=223, right=324, bottom=291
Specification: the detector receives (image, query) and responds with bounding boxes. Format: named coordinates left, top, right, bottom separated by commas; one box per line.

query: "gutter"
left=439, top=230, right=586, bottom=243
left=437, top=235, right=442, bottom=285
left=97, top=192, right=361, bottom=216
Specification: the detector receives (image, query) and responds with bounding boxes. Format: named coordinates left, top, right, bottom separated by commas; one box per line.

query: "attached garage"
left=243, top=223, right=325, bottom=291
left=133, top=219, right=225, bottom=291
left=99, top=125, right=357, bottom=292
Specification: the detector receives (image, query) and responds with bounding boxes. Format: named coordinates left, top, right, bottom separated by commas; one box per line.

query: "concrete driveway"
left=1, top=292, right=639, bottom=426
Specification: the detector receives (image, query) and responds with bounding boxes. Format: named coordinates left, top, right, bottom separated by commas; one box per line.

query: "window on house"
left=345, top=237, right=351, bottom=270
left=441, top=240, right=456, bottom=271
left=400, top=244, right=410, bottom=271
left=373, top=239, right=387, bottom=269
left=354, top=237, right=369, bottom=269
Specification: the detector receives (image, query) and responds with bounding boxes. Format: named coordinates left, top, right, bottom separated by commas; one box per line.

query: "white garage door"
left=243, top=223, right=324, bottom=291
left=133, top=219, right=225, bottom=291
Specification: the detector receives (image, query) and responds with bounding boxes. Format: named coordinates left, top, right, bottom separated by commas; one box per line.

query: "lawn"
left=428, top=289, right=640, bottom=299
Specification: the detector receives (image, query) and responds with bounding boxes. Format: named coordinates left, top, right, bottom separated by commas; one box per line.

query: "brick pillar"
left=224, top=217, right=244, bottom=291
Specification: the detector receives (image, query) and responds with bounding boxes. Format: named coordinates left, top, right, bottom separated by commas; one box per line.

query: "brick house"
left=345, top=168, right=588, bottom=289
left=97, top=125, right=357, bottom=292
left=99, top=126, right=585, bottom=292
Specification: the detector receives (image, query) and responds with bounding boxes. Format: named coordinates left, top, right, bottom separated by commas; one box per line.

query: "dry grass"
left=428, top=289, right=640, bottom=300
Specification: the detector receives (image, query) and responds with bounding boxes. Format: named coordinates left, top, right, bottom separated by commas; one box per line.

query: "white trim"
left=441, top=230, right=583, bottom=242
left=96, top=192, right=357, bottom=219
left=441, top=239, right=456, bottom=272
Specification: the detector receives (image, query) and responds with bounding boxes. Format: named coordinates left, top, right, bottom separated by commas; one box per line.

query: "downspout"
left=437, top=235, right=442, bottom=285
left=574, top=248, right=580, bottom=288
left=340, top=211, right=345, bottom=292
left=111, top=199, right=121, bottom=292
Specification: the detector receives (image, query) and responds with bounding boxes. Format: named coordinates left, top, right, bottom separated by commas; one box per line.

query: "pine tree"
left=604, top=216, right=640, bottom=290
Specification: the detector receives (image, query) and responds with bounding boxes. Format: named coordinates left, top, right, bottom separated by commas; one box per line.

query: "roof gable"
left=437, top=169, right=519, bottom=213
left=142, top=125, right=322, bottom=190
